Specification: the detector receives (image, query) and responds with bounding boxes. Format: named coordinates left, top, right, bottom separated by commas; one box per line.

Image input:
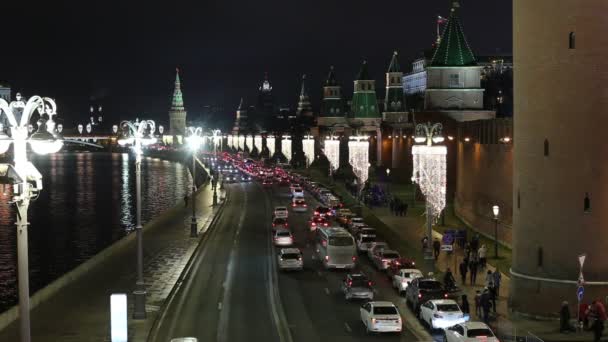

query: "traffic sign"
left=579, top=254, right=586, bottom=268
left=578, top=273, right=585, bottom=287
left=577, top=286, right=584, bottom=301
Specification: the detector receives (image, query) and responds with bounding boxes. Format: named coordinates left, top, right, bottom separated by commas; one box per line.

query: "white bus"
left=315, top=227, right=357, bottom=269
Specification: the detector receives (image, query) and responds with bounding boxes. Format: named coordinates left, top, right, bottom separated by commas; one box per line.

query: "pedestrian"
left=184, top=195, right=189, bottom=207
left=433, top=238, right=441, bottom=260
left=464, top=243, right=471, bottom=261
left=480, top=288, right=492, bottom=323
left=485, top=270, right=495, bottom=288
left=471, top=234, right=480, bottom=252
left=592, top=300, right=607, bottom=342
left=469, top=258, right=478, bottom=285
left=474, top=290, right=482, bottom=317
left=478, top=244, right=487, bottom=269
left=461, top=294, right=470, bottom=316
left=399, top=203, right=405, bottom=216
left=493, top=268, right=502, bottom=297
left=459, top=259, right=468, bottom=285
left=421, top=236, right=429, bottom=251
left=444, top=267, right=456, bottom=290
left=560, top=301, right=574, bottom=333
left=403, top=203, right=408, bottom=216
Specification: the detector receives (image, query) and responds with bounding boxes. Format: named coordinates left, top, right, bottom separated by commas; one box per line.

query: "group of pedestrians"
left=389, top=196, right=408, bottom=216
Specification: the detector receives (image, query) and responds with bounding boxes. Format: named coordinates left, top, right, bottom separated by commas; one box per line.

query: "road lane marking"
left=324, top=287, right=330, bottom=295
left=344, top=322, right=352, bottom=333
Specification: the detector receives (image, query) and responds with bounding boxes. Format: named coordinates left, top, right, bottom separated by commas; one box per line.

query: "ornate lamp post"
left=0, top=94, right=64, bottom=342
left=186, top=127, right=203, bottom=236
left=412, top=122, right=446, bottom=261
left=117, top=119, right=156, bottom=320
left=492, top=205, right=500, bottom=258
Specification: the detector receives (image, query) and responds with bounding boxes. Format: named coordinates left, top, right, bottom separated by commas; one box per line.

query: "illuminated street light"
left=493, top=205, right=500, bottom=258
left=117, top=119, right=156, bottom=320
left=186, top=127, right=203, bottom=236
left=0, top=94, right=64, bottom=342
left=412, top=122, right=446, bottom=261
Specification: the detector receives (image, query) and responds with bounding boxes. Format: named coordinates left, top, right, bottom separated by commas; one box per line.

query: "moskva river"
left=0, top=152, right=193, bottom=312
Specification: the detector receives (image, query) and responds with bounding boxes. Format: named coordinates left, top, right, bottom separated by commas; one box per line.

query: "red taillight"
left=272, top=223, right=276, bottom=227
left=314, top=211, right=319, bottom=215
left=418, top=293, right=422, bottom=299
left=311, top=222, right=316, bottom=226
left=298, top=256, right=302, bottom=261
left=348, top=280, right=352, bottom=286
left=285, top=223, right=288, bottom=227
left=352, top=256, right=357, bottom=262
left=323, top=222, right=328, bottom=227
left=325, top=255, right=329, bottom=261
left=292, top=204, right=296, bottom=207
left=368, top=281, right=373, bottom=287
left=444, top=293, right=449, bottom=298
left=303, top=204, right=307, bottom=207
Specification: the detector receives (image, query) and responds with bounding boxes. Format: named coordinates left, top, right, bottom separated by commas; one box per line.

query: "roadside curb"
left=145, top=187, right=229, bottom=342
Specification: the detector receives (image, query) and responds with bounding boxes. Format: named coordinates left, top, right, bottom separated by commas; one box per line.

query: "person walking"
left=471, top=234, right=480, bottom=252
left=459, top=259, right=468, bottom=285
left=421, top=236, right=429, bottom=251
left=474, top=290, right=482, bottom=317
left=433, top=238, right=441, bottom=260
left=485, top=270, right=497, bottom=313
left=469, top=257, right=479, bottom=285
left=478, top=244, right=488, bottom=269
left=560, top=301, right=574, bottom=333
left=463, top=243, right=471, bottom=261
left=461, top=294, right=470, bottom=317
left=480, top=288, right=492, bottom=324
left=403, top=203, right=409, bottom=216
left=592, top=300, right=607, bottom=342
left=493, top=268, right=502, bottom=297
left=184, top=194, right=189, bottom=207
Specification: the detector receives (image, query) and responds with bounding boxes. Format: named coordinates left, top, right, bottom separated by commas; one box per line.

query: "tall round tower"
left=512, top=0, right=608, bottom=315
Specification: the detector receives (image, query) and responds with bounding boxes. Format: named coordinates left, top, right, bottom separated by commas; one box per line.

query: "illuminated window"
left=569, top=32, right=575, bottom=49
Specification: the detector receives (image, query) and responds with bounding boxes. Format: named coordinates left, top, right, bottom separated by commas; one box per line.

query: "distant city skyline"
left=0, top=0, right=512, bottom=128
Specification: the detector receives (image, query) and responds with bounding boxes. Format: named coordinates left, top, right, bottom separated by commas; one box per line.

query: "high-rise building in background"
left=296, top=74, right=313, bottom=118
left=511, top=0, right=608, bottom=316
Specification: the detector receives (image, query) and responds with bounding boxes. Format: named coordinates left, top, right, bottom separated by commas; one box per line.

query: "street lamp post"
left=118, top=119, right=156, bottom=320
left=0, top=94, right=64, bottom=342
left=385, top=168, right=391, bottom=193
left=493, top=205, right=500, bottom=258
left=186, top=127, right=203, bottom=237
left=412, top=122, right=446, bottom=262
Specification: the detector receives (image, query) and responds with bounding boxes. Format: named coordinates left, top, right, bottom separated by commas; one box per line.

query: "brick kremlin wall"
left=454, top=118, right=513, bottom=246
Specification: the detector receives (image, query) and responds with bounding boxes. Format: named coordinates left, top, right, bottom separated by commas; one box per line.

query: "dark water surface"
left=0, top=152, right=192, bottom=312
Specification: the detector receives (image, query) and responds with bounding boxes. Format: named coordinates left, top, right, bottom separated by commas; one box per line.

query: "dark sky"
left=0, top=0, right=512, bottom=130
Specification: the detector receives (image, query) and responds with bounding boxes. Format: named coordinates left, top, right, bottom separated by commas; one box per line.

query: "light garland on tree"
left=324, top=137, right=340, bottom=173
left=348, top=136, right=370, bottom=185
left=302, top=136, right=315, bottom=167
left=246, top=135, right=253, bottom=153
left=227, top=135, right=233, bottom=149
left=254, top=135, right=262, bottom=154
left=267, top=136, right=275, bottom=158
left=412, top=145, right=446, bottom=221
left=281, top=135, right=292, bottom=162
left=238, top=135, right=245, bottom=151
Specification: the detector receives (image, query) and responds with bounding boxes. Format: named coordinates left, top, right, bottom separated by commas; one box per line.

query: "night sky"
left=1, top=0, right=512, bottom=130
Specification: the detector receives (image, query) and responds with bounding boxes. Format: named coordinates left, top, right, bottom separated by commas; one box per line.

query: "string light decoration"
left=267, top=136, right=275, bottom=158
left=227, top=135, right=233, bottom=149
left=246, top=135, right=253, bottom=153
left=212, top=130, right=221, bottom=151
left=348, top=136, right=370, bottom=185
left=281, top=135, right=292, bottom=162
left=411, top=122, right=446, bottom=221
left=238, top=135, right=245, bottom=151
left=254, top=135, right=262, bottom=154
left=302, top=135, right=315, bottom=167
left=324, top=137, right=340, bottom=174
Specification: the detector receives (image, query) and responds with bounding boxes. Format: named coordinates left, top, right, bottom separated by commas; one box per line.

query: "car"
left=367, top=241, right=389, bottom=260
left=405, top=278, right=449, bottom=314
left=309, top=216, right=329, bottom=231
left=341, top=273, right=374, bottom=300
left=262, top=178, right=273, bottom=186
left=356, top=227, right=377, bottom=238
left=391, top=268, right=423, bottom=294
left=224, top=174, right=237, bottom=183
left=291, top=198, right=308, bottom=212
left=444, top=322, right=498, bottom=342
left=356, top=233, right=376, bottom=253
left=386, top=258, right=417, bottom=278
left=273, top=206, right=288, bottom=219
left=291, top=187, right=304, bottom=198
left=272, top=217, right=289, bottom=230
left=419, top=299, right=468, bottom=330
left=279, top=176, right=290, bottom=186
left=336, top=209, right=355, bottom=225
left=372, top=249, right=401, bottom=270
left=277, top=248, right=303, bottom=271
left=348, top=217, right=366, bottom=233
left=313, top=206, right=331, bottom=218
left=273, top=229, right=294, bottom=246
left=360, top=301, right=402, bottom=334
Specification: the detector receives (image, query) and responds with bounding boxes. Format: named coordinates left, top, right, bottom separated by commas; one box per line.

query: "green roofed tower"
left=320, top=66, right=344, bottom=117
left=430, top=1, right=476, bottom=67
left=350, top=60, right=380, bottom=119
left=169, top=67, right=187, bottom=139
left=384, top=51, right=405, bottom=112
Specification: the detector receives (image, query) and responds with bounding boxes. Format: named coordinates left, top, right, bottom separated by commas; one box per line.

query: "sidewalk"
left=369, top=205, right=608, bottom=341
left=0, top=182, right=224, bottom=342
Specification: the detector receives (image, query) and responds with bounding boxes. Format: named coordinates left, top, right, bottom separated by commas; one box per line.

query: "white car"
left=348, top=217, right=366, bottom=232
left=291, top=198, right=308, bottom=212
left=356, top=233, right=376, bottom=253
left=392, top=268, right=423, bottom=294
left=360, top=301, right=402, bottom=334
left=372, top=249, right=401, bottom=270
left=367, top=241, right=389, bottom=260
left=444, top=322, right=498, bottom=342
left=273, top=206, right=288, bottom=219
left=273, top=229, right=294, bottom=246
left=291, top=187, right=304, bottom=198
left=419, top=299, right=468, bottom=330
left=277, top=248, right=303, bottom=271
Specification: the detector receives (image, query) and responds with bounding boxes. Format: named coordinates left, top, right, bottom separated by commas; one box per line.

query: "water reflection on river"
left=0, top=152, right=192, bottom=312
